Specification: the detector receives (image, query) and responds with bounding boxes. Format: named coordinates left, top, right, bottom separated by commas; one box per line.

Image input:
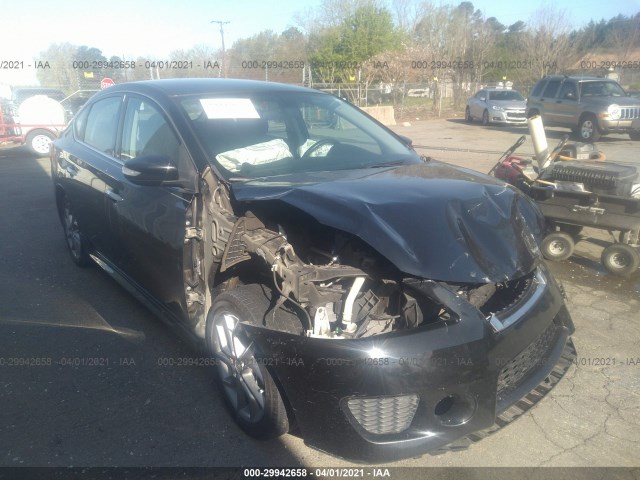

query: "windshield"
left=488, top=90, right=524, bottom=101
left=178, top=91, right=419, bottom=179
left=580, top=81, right=626, bottom=97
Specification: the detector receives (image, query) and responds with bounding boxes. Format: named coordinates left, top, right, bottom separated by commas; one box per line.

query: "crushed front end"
left=198, top=164, right=576, bottom=462
left=242, top=262, right=574, bottom=462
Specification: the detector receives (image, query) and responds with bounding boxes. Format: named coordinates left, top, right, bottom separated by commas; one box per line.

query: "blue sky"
left=0, top=0, right=638, bottom=84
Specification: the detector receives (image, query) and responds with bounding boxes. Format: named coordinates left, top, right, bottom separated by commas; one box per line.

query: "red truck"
left=0, top=88, right=68, bottom=155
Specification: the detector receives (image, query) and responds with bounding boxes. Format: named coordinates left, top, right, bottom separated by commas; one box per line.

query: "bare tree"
left=391, top=0, right=422, bottom=33
left=36, top=43, right=80, bottom=92
left=609, top=14, right=640, bottom=58
left=522, top=6, right=577, bottom=79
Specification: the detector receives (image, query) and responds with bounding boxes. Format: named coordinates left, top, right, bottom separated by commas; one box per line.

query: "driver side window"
left=121, top=98, right=180, bottom=161
left=120, top=96, right=196, bottom=186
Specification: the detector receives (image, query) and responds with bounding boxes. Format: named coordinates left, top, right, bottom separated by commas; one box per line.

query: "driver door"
left=107, top=95, right=198, bottom=320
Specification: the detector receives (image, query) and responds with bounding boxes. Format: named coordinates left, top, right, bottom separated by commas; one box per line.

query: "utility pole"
left=211, top=20, right=230, bottom=78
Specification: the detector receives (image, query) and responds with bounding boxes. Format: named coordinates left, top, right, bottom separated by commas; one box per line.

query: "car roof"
left=102, top=78, right=316, bottom=98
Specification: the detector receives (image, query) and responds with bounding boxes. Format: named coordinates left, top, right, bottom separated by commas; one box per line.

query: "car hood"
left=230, top=162, right=544, bottom=283
left=582, top=96, right=640, bottom=107
left=490, top=100, right=526, bottom=109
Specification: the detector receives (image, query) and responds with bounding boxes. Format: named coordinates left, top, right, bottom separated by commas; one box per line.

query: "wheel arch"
left=578, top=111, right=600, bottom=129
left=54, top=184, right=67, bottom=222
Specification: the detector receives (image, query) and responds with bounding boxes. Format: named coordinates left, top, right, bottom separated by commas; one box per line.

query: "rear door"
left=54, top=94, right=124, bottom=258
left=106, top=94, right=199, bottom=320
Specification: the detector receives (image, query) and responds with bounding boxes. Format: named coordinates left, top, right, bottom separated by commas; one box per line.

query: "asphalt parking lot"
left=0, top=119, right=639, bottom=470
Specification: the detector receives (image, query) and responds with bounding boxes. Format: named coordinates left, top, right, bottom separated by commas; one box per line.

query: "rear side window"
left=541, top=80, right=561, bottom=98
left=83, top=96, right=122, bottom=155
left=531, top=81, right=546, bottom=97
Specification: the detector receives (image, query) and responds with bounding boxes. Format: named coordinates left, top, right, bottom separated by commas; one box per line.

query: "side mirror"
left=123, top=155, right=179, bottom=186
left=479, top=96, right=486, bottom=102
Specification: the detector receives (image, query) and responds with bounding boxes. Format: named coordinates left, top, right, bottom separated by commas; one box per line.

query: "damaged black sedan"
left=51, top=79, right=576, bottom=462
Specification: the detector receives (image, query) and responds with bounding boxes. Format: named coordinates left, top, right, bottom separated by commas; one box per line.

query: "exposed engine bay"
left=190, top=168, right=540, bottom=340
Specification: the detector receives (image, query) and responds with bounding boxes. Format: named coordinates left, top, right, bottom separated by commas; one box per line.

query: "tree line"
left=36, top=0, right=640, bottom=108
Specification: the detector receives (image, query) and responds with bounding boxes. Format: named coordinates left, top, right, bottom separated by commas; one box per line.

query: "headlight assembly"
left=608, top=104, right=621, bottom=120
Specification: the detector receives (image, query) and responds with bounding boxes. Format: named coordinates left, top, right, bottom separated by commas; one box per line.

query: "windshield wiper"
left=364, top=160, right=408, bottom=169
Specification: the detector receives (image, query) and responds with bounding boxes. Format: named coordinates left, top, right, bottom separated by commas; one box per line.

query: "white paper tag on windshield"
left=199, top=98, right=260, bottom=119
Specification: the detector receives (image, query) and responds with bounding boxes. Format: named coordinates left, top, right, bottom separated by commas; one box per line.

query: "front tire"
left=601, top=244, right=640, bottom=276
left=577, top=115, right=600, bottom=142
left=481, top=109, right=489, bottom=126
left=541, top=232, right=575, bottom=261
left=206, top=285, right=290, bottom=440
left=629, top=130, right=640, bottom=141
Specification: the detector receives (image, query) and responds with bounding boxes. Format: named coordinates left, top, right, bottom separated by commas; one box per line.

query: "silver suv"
left=527, top=75, right=640, bottom=141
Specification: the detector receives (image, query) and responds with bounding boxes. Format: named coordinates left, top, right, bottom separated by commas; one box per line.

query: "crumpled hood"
left=230, top=162, right=544, bottom=283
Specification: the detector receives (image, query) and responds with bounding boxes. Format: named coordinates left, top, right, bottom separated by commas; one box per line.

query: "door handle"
left=106, top=188, right=123, bottom=202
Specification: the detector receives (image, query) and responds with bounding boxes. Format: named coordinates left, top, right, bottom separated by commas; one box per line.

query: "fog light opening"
left=434, top=395, right=455, bottom=416
left=434, top=394, right=476, bottom=426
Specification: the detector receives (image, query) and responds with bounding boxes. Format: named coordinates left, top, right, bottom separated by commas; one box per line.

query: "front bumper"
left=599, top=117, right=640, bottom=132
left=245, top=264, right=575, bottom=462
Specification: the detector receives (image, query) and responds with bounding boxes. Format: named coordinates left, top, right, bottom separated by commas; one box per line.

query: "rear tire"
left=206, top=284, right=291, bottom=440
left=541, top=232, right=575, bottom=261
left=61, top=196, right=91, bottom=267
left=465, top=106, right=472, bottom=123
left=601, top=244, right=640, bottom=276
left=26, top=129, right=55, bottom=156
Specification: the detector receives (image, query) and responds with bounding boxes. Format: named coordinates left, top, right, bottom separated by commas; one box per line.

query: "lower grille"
left=497, top=321, right=558, bottom=400
left=346, top=394, right=419, bottom=435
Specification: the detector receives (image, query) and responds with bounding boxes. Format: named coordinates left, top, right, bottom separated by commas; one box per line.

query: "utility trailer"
left=493, top=137, right=640, bottom=276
